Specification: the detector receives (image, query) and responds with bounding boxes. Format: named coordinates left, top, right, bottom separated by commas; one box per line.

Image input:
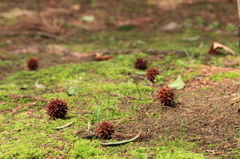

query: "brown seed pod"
left=134, top=58, right=147, bottom=70
left=97, top=121, right=115, bottom=139
left=156, top=87, right=174, bottom=106
left=47, top=99, right=68, bottom=119
left=146, top=67, right=160, bottom=83
left=27, top=58, right=39, bottom=70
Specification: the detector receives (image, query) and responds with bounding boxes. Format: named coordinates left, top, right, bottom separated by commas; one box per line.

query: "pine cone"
left=47, top=99, right=68, bottom=119
left=156, top=87, right=174, bottom=106
left=134, top=58, right=147, bottom=70
left=146, top=67, right=160, bottom=83
left=97, top=121, right=115, bottom=139
left=27, top=58, right=38, bottom=70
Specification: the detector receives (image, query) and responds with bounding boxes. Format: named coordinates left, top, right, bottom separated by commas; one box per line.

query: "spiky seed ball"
left=47, top=99, right=68, bottom=119
left=97, top=121, right=115, bottom=139
left=27, top=58, right=38, bottom=70
left=134, top=58, right=147, bottom=70
left=156, top=87, right=174, bottom=106
left=146, top=67, right=160, bottom=83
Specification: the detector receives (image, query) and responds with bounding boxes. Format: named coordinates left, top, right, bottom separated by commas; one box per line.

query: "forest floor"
left=0, top=0, right=239, bottom=158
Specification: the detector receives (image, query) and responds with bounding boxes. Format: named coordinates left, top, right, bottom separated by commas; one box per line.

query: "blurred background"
left=0, top=0, right=237, bottom=39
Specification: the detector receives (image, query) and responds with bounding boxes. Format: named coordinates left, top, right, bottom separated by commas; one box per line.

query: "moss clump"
left=210, top=71, right=240, bottom=81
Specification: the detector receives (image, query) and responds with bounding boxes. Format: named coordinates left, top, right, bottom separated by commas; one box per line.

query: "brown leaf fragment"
left=159, top=22, right=181, bottom=32
left=69, top=52, right=95, bottom=59
left=95, top=53, right=113, bottom=61
left=208, top=42, right=235, bottom=56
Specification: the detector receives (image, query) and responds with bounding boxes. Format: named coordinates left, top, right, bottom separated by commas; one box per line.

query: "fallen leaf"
left=20, top=84, right=28, bottom=90
left=81, top=15, right=95, bottom=22
left=67, top=85, right=82, bottom=96
left=117, top=25, right=134, bottom=31
left=168, top=75, right=185, bottom=90
left=71, top=4, right=81, bottom=11
left=0, top=102, right=7, bottom=105
left=136, top=40, right=146, bottom=44
left=69, top=52, right=95, bottom=59
left=159, top=22, right=181, bottom=32
left=95, top=53, right=113, bottom=61
left=208, top=42, right=235, bottom=56
left=35, top=79, right=46, bottom=89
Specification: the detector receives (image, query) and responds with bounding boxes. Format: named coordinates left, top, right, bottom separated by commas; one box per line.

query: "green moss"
left=230, top=147, right=240, bottom=159
left=2, top=23, right=240, bottom=158
left=127, top=140, right=205, bottom=159
left=210, top=71, right=240, bottom=81
left=69, top=139, right=104, bottom=158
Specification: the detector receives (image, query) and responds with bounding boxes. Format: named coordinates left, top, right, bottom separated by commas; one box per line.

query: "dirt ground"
left=0, top=0, right=238, bottom=76
left=115, top=77, right=240, bottom=157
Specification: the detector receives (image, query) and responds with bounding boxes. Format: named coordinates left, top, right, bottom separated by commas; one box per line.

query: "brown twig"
left=12, top=102, right=37, bottom=114
left=5, top=94, right=49, bottom=102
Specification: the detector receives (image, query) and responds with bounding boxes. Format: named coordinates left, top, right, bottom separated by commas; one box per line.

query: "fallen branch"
left=12, top=102, right=37, bottom=114
left=5, top=94, right=49, bottom=102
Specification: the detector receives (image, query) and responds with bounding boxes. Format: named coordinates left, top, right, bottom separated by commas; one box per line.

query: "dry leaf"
left=69, top=52, right=95, bottom=59
left=71, top=4, right=81, bottom=11
left=95, top=53, right=113, bottom=61
left=208, top=42, right=235, bottom=56
left=159, top=22, right=181, bottom=31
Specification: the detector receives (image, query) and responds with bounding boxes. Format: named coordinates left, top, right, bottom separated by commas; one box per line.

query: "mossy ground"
left=0, top=0, right=240, bottom=158
left=1, top=44, right=240, bottom=158
left=0, top=52, right=207, bottom=159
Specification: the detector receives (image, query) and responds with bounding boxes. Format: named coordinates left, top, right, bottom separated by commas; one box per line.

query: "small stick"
left=5, top=94, right=49, bottom=102
left=12, top=102, right=37, bottom=114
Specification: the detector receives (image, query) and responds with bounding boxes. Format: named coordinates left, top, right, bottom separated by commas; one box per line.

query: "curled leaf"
left=168, top=75, right=185, bottom=90
left=81, top=15, right=95, bottom=22
left=208, top=42, right=235, bottom=56
left=52, top=121, right=74, bottom=130
left=35, top=79, right=45, bottom=88
left=67, top=85, right=82, bottom=96
left=159, top=22, right=181, bottom=32
left=95, top=53, right=113, bottom=61
left=101, top=132, right=141, bottom=146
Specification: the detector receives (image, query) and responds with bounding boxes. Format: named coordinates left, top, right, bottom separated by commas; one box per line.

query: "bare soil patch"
left=115, top=78, right=240, bottom=157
